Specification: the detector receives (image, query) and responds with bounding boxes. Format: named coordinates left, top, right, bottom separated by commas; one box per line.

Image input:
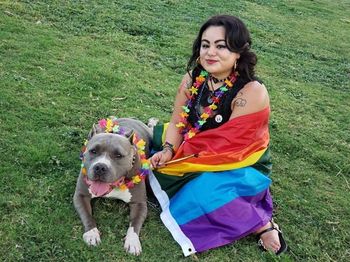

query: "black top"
left=187, top=71, right=261, bottom=131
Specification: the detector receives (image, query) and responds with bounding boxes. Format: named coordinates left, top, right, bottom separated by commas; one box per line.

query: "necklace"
left=207, top=79, right=219, bottom=104
left=176, top=70, right=237, bottom=140
left=209, top=74, right=231, bottom=84
left=81, top=118, right=150, bottom=192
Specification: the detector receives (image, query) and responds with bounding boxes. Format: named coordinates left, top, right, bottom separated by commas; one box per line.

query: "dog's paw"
left=124, top=227, right=142, bottom=256
left=83, top=227, right=101, bottom=246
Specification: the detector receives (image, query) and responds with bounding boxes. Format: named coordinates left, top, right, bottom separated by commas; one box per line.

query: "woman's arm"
left=150, top=73, right=192, bottom=167
left=230, top=81, right=270, bottom=119
left=164, top=73, right=192, bottom=148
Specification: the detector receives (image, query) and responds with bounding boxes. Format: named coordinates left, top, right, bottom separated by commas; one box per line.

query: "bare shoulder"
left=238, top=80, right=269, bottom=103
left=230, top=80, right=270, bottom=119
left=177, top=72, right=193, bottom=94
left=170, top=72, right=193, bottom=124
left=172, top=72, right=192, bottom=112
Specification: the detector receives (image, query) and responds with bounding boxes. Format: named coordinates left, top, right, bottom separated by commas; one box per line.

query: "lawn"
left=0, top=0, right=349, bottom=261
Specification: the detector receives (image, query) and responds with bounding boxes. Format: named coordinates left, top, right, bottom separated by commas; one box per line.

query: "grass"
left=1, top=0, right=349, bottom=261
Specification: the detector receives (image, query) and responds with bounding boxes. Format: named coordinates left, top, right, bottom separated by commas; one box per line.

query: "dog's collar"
left=80, top=118, right=151, bottom=195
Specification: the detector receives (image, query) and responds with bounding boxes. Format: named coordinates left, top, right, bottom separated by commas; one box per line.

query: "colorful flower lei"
left=80, top=117, right=150, bottom=191
left=176, top=70, right=237, bottom=140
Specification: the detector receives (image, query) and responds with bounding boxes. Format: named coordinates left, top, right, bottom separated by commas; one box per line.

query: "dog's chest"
left=90, top=188, right=132, bottom=203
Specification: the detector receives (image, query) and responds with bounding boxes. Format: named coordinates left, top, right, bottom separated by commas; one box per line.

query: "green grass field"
left=1, top=0, right=349, bottom=261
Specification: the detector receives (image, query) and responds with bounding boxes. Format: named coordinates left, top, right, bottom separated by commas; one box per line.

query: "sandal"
left=257, top=220, right=288, bottom=255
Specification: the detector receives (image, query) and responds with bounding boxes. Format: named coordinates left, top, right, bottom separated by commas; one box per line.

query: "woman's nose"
left=207, top=46, right=216, bottom=56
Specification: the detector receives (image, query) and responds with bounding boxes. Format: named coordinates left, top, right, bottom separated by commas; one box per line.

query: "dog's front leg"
left=124, top=202, right=148, bottom=256
left=73, top=190, right=101, bottom=246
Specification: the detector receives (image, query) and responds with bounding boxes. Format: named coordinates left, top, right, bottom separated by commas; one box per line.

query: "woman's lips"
left=206, top=59, right=218, bottom=64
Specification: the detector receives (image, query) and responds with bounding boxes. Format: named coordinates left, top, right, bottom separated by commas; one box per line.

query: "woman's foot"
left=256, top=221, right=282, bottom=254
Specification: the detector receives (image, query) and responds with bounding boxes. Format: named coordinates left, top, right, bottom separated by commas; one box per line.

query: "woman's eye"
left=217, top=45, right=226, bottom=49
left=201, top=44, right=209, bottom=49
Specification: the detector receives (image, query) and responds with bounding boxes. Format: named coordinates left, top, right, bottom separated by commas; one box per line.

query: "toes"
left=266, top=240, right=280, bottom=253
left=260, top=232, right=281, bottom=253
left=124, top=242, right=142, bottom=256
left=124, top=227, right=142, bottom=255
left=83, top=227, right=101, bottom=246
left=272, top=244, right=280, bottom=253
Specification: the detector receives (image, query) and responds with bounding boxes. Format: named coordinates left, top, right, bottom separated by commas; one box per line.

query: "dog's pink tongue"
left=90, top=181, right=111, bottom=197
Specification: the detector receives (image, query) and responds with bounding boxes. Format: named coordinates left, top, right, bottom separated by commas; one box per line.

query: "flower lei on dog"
left=176, top=70, right=237, bottom=140
left=80, top=118, right=151, bottom=192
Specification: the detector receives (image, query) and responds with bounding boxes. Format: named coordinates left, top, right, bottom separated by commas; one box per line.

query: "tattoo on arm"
left=234, top=98, right=247, bottom=107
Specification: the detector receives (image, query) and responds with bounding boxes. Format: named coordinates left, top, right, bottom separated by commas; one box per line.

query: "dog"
left=73, top=117, right=154, bottom=255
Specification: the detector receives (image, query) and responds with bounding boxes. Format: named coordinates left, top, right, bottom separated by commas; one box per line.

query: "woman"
left=149, top=15, right=287, bottom=256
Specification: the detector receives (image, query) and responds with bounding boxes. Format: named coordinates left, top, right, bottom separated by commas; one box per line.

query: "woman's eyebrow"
left=201, top=39, right=226, bottom=44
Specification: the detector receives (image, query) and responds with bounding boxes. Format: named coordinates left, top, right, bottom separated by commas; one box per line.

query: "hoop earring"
left=196, top=57, right=201, bottom=65
left=233, top=60, right=238, bottom=72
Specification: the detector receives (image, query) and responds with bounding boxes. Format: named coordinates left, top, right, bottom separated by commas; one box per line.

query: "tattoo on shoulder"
left=234, top=98, right=247, bottom=107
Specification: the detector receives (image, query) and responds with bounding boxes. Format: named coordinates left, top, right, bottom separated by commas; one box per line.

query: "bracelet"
left=162, top=146, right=174, bottom=156
left=162, top=141, right=176, bottom=156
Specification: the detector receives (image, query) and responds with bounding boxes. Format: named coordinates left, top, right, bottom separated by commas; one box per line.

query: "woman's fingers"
left=150, top=151, right=172, bottom=169
left=150, top=153, right=160, bottom=169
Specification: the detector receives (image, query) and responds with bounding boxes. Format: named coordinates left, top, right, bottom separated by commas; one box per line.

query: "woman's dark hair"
left=187, top=15, right=257, bottom=81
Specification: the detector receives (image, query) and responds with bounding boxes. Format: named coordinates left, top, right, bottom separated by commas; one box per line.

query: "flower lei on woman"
left=80, top=118, right=150, bottom=191
left=176, top=70, right=237, bottom=140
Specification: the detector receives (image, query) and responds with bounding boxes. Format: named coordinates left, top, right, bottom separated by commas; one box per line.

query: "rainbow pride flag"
left=149, top=107, right=273, bottom=256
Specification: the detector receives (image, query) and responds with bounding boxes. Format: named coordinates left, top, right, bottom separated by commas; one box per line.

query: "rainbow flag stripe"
left=150, top=107, right=273, bottom=256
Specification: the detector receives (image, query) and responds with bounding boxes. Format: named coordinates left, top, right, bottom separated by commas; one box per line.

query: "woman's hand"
left=150, top=149, right=173, bottom=169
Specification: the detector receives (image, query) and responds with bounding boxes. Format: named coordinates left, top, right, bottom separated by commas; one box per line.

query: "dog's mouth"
left=85, top=176, right=125, bottom=197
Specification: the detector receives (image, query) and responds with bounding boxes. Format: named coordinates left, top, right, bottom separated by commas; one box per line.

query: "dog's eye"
left=113, top=151, right=123, bottom=159
left=89, top=149, right=97, bottom=154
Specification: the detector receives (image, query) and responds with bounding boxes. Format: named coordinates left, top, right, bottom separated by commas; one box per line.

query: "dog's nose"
left=93, top=163, right=108, bottom=177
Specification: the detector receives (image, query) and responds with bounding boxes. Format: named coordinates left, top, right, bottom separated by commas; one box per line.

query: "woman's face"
left=199, top=26, right=240, bottom=79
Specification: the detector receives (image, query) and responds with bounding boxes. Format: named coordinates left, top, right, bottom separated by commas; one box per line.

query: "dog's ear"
left=124, top=129, right=135, bottom=145
left=88, top=123, right=104, bottom=140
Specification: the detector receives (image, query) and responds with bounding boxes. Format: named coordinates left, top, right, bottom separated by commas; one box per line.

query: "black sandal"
left=257, top=220, right=288, bottom=255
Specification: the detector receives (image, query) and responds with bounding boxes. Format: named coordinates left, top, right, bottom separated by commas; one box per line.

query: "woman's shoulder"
left=182, top=71, right=193, bottom=84
left=230, top=80, right=269, bottom=118
left=177, top=72, right=193, bottom=95
left=179, top=67, right=207, bottom=91
left=241, top=80, right=268, bottom=97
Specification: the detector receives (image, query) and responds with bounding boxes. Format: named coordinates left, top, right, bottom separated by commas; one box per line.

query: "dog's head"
left=81, top=123, right=138, bottom=196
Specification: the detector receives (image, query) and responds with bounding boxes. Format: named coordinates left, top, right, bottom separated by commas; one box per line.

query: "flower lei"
left=176, top=70, right=237, bottom=140
left=80, top=117, right=151, bottom=191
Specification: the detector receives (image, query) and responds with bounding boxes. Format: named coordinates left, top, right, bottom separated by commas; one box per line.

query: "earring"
left=196, top=57, right=201, bottom=65
left=233, top=60, right=238, bottom=72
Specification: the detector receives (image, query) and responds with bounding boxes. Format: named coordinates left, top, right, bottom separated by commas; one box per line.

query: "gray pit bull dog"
left=73, top=117, right=155, bottom=256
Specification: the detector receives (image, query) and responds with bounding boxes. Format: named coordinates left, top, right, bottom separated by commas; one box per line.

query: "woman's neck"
left=210, top=71, right=232, bottom=82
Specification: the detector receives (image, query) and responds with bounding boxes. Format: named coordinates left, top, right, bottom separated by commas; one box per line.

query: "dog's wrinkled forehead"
left=88, top=133, right=133, bottom=153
